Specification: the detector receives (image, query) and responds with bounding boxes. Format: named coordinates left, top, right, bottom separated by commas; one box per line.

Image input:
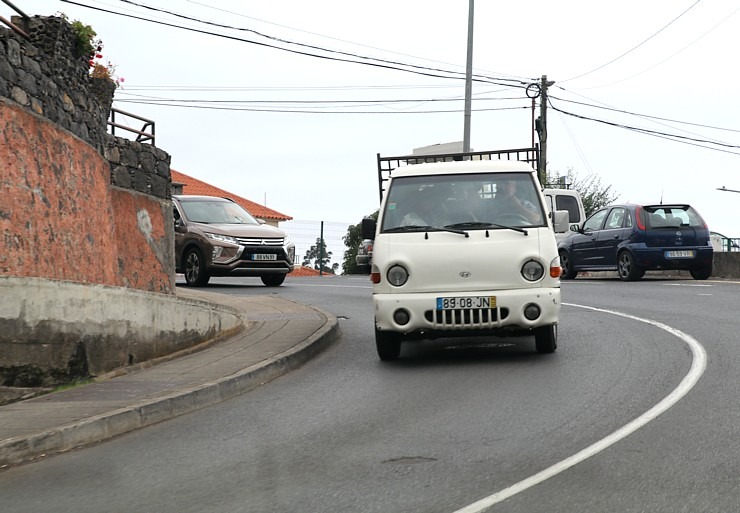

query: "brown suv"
left=173, top=195, right=295, bottom=286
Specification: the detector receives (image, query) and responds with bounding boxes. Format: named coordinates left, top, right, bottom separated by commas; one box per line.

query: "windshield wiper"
left=446, top=221, right=528, bottom=235
left=384, top=225, right=434, bottom=232
left=384, top=225, right=469, bottom=236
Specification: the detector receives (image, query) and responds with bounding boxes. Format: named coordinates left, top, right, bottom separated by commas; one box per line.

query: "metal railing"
left=718, top=237, right=740, bottom=252
left=108, top=108, right=155, bottom=145
left=0, top=0, right=30, bottom=39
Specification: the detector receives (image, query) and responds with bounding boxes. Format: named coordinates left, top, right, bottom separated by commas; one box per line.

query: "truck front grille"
left=424, top=308, right=509, bottom=329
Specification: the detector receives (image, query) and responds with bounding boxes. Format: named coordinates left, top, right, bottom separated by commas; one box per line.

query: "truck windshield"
left=380, top=173, right=546, bottom=233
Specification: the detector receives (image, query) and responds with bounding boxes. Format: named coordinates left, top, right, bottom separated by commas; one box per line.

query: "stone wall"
left=0, top=15, right=185, bottom=386
left=0, top=15, right=173, bottom=291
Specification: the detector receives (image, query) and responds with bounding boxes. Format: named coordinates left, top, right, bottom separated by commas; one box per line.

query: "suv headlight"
left=205, top=232, right=238, bottom=245
left=521, top=260, right=545, bottom=281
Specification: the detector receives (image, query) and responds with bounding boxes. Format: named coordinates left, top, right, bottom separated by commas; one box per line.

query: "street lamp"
left=717, top=186, right=740, bottom=194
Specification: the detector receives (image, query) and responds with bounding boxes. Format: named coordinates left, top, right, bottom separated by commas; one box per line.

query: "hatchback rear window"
left=643, top=205, right=704, bottom=229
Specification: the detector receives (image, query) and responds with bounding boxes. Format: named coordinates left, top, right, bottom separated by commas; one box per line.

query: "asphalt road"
left=0, top=275, right=738, bottom=513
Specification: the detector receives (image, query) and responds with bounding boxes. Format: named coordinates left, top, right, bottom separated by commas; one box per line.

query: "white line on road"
left=451, top=303, right=708, bottom=513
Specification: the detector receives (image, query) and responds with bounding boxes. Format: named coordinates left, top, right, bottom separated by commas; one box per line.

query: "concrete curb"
left=0, top=304, right=340, bottom=468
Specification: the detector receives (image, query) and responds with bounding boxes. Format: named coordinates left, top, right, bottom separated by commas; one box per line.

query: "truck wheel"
left=184, top=247, right=210, bottom=286
left=534, top=324, right=557, bottom=353
left=261, top=274, right=286, bottom=287
left=559, top=250, right=578, bottom=280
left=375, top=329, right=402, bottom=361
left=690, top=264, right=712, bottom=280
left=617, top=251, right=644, bottom=281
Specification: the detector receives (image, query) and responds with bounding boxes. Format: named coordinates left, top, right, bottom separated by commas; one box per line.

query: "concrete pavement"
left=0, top=288, right=340, bottom=469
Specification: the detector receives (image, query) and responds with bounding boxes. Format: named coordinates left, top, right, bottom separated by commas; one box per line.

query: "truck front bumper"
left=374, top=287, right=560, bottom=337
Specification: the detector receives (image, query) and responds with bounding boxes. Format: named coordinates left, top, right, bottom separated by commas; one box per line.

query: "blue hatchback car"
left=558, top=203, right=714, bottom=281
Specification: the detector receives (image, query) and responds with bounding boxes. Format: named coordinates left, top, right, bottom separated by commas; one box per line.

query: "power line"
left=561, top=0, right=702, bottom=83
left=62, top=0, right=532, bottom=89
left=549, top=94, right=740, bottom=134
left=549, top=101, right=740, bottom=156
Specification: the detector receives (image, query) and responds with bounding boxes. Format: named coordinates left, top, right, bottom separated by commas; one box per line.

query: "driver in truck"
left=489, top=178, right=541, bottom=224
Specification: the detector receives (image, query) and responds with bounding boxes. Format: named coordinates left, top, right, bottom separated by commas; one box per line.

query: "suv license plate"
left=665, top=250, right=694, bottom=258
left=252, top=254, right=277, bottom=261
left=437, top=296, right=496, bottom=310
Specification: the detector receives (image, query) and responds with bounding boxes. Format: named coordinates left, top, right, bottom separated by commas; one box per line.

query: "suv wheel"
left=559, top=250, right=578, bottom=280
left=184, top=247, right=210, bottom=286
left=617, top=251, right=644, bottom=281
left=261, top=274, right=286, bottom=287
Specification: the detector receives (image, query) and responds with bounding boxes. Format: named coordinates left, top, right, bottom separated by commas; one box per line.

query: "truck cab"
left=363, top=154, right=569, bottom=361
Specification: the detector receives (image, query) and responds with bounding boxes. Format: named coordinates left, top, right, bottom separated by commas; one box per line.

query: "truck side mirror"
left=361, top=217, right=377, bottom=240
left=553, top=210, right=569, bottom=233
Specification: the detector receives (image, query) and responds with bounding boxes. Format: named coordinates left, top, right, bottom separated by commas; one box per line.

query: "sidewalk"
left=0, top=288, right=340, bottom=469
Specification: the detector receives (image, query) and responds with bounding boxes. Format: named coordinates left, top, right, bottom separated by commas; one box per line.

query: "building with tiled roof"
left=171, top=169, right=292, bottom=227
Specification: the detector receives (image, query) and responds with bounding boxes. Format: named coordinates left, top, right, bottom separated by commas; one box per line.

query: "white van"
left=362, top=159, right=569, bottom=360
left=543, top=188, right=586, bottom=240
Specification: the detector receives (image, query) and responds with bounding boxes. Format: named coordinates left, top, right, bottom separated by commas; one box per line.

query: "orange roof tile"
left=289, top=266, right=337, bottom=277
left=171, top=169, right=292, bottom=221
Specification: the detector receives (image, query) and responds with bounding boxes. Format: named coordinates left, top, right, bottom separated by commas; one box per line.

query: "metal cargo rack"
left=375, top=147, right=539, bottom=202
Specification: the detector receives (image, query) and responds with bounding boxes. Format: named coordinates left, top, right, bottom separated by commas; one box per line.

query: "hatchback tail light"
left=635, top=205, right=646, bottom=230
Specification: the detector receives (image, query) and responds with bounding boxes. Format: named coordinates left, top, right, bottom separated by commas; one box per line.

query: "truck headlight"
left=521, top=260, right=545, bottom=281
left=386, top=265, right=409, bottom=287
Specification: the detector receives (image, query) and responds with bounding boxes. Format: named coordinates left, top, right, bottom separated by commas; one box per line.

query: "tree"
left=342, top=210, right=378, bottom=275
left=302, top=237, right=334, bottom=273
left=547, top=168, right=619, bottom=217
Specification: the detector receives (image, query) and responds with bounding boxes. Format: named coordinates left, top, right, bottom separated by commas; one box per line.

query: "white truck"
left=362, top=148, right=570, bottom=360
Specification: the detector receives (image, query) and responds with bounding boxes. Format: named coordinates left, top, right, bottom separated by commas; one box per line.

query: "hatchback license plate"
left=665, top=250, right=694, bottom=258
left=252, top=254, right=277, bottom=261
left=437, top=296, right=496, bottom=310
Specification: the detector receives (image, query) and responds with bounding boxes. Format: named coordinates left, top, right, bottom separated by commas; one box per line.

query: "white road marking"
left=452, top=303, right=708, bottom=513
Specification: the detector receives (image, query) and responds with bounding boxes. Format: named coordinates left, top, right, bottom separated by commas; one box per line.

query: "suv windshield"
left=180, top=199, right=259, bottom=225
left=381, top=172, right=545, bottom=232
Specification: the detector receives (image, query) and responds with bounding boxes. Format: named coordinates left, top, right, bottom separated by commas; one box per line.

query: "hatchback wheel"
left=184, top=247, right=210, bottom=286
left=690, top=264, right=712, bottom=280
left=559, top=250, right=578, bottom=280
left=261, top=274, right=286, bottom=287
left=617, top=251, right=644, bottom=281
left=534, top=324, right=557, bottom=353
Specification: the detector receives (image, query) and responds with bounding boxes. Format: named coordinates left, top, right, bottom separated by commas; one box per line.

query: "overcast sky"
left=23, top=0, right=740, bottom=236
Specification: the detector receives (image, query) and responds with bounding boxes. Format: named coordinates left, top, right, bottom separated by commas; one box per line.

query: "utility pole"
left=462, top=0, right=474, bottom=153
left=538, top=74, right=555, bottom=186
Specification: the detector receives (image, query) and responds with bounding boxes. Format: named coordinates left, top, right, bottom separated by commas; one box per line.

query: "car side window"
left=583, top=209, right=608, bottom=232
left=605, top=208, right=625, bottom=229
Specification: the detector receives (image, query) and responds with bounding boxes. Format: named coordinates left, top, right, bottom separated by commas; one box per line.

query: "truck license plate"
left=665, top=250, right=694, bottom=258
left=252, top=254, right=277, bottom=261
left=437, top=296, right=496, bottom=310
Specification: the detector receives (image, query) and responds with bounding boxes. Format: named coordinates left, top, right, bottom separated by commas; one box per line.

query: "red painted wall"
left=0, top=100, right=173, bottom=292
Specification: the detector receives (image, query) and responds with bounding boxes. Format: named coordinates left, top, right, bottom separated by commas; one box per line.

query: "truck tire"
left=184, top=247, right=210, bottom=286
left=261, top=274, right=286, bottom=287
left=534, top=324, right=557, bottom=353
left=375, top=329, right=402, bottom=361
